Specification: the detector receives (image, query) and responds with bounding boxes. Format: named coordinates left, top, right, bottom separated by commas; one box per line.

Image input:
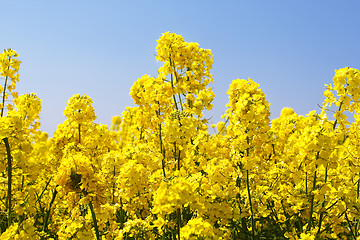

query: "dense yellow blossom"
left=1, top=34, right=360, bottom=239
left=63, top=93, right=97, bottom=124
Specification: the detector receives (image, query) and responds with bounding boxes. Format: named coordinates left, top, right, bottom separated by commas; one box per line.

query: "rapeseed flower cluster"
left=1, top=35, right=360, bottom=240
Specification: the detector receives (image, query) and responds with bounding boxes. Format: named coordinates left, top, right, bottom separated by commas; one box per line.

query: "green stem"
left=316, top=165, right=328, bottom=236
left=159, top=123, right=166, bottom=178
left=112, top=166, right=116, bottom=205
left=43, top=186, right=58, bottom=232
left=355, top=172, right=360, bottom=236
left=174, top=142, right=181, bottom=171
left=266, top=200, right=280, bottom=226
left=177, top=208, right=181, bottom=240
left=218, top=117, right=230, bottom=135
left=89, top=200, right=101, bottom=240
left=307, top=169, right=317, bottom=232
left=1, top=77, right=8, bottom=117
left=3, top=137, right=12, bottom=227
left=177, top=93, right=183, bottom=112
left=333, top=101, right=343, bottom=130
left=305, top=172, right=308, bottom=195
left=1, top=55, right=11, bottom=117
left=345, top=211, right=356, bottom=239
left=357, top=173, right=360, bottom=200
left=21, top=175, right=25, bottom=192
left=177, top=150, right=181, bottom=171
left=246, top=170, right=255, bottom=239
left=156, top=102, right=166, bottom=178
left=171, top=58, right=183, bottom=111
left=168, top=55, right=179, bottom=111
left=78, top=123, right=81, bottom=145
left=174, top=143, right=181, bottom=239
left=236, top=175, right=248, bottom=234
left=177, top=149, right=181, bottom=239
left=35, top=177, right=52, bottom=204
left=170, top=74, right=179, bottom=111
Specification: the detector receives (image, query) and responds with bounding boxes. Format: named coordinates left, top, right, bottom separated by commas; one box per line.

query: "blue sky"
left=1, top=1, right=359, bottom=135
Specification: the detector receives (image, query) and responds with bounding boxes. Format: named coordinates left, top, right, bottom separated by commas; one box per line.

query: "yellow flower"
left=63, top=94, right=96, bottom=124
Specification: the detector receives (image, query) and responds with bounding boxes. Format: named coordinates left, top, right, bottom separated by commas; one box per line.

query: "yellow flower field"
left=1, top=33, right=360, bottom=239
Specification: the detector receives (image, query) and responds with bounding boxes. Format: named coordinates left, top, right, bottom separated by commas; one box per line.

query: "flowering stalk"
left=4, top=144, right=11, bottom=229
left=307, top=167, right=317, bottom=232
left=317, top=165, right=328, bottom=236
left=3, top=137, right=12, bottom=227
left=176, top=208, right=181, bottom=240
left=112, top=166, right=116, bottom=205
left=176, top=143, right=181, bottom=240
left=89, top=200, right=101, bottom=240
left=316, top=99, right=341, bottom=235
left=345, top=211, right=357, bottom=239
left=246, top=170, right=255, bottom=239
left=78, top=123, right=81, bottom=145
left=43, top=186, right=58, bottom=232
left=1, top=55, right=11, bottom=117
left=159, top=123, right=166, bottom=178
left=155, top=102, right=166, bottom=178
left=169, top=52, right=184, bottom=240
left=358, top=173, right=360, bottom=200
left=333, top=101, right=343, bottom=131
left=169, top=56, right=179, bottom=112
left=1, top=55, right=13, bottom=227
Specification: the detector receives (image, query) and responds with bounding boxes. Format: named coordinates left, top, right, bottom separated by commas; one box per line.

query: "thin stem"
left=345, top=211, right=356, bottom=239
left=307, top=169, right=317, bottom=232
left=316, top=165, right=328, bottom=236
left=21, top=175, right=24, bottom=192
left=3, top=137, right=12, bottom=227
left=236, top=175, right=248, bottom=234
left=177, top=146, right=181, bottom=239
left=171, top=59, right=183, bottom=112
left=173, top=136, right=181, bottom=239
left=0, top=77, right=7, bottom=116
left=1, top=55, right=11, bottom=117
left=217, top=116, right=230, bottom=135
left=177, top=93, right=184, bottom=112
left=266, top=200, right=280, bottom=226
left=156, top=102, right=166, bottom=178
left=246, top=170, right=255, bottom=239
left=358, top=172, right=360, bottom=200
left=112, top=166, right=116, bottom=205
left=176, top=208, right=181, bottom=240
left=355, top=172, right=360, bottom=237
left=305, top=172, right=308, bottom=195
left=35, top=177, right=52, bottom=204
left=159, top=123, right=166, bottom=178
left=170, top=74, right=179, bottom=111
left=78, top=123, right=81, bottom=145
left=43, top=185, right=58, bottom=232
left=168, top=54, right=179, bottom=111
left=173, top=142, right=181, bottom=171
left=89, top=200, right=101, bottom=240
left=333, top=101, right=343, bottom=130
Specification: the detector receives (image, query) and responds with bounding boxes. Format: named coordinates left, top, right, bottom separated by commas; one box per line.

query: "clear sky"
left=1, top=1, right=359, bottom=135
